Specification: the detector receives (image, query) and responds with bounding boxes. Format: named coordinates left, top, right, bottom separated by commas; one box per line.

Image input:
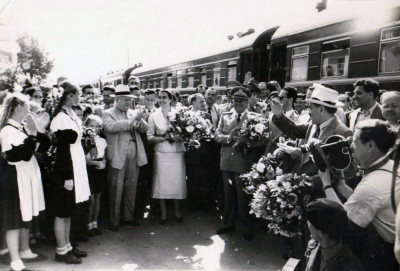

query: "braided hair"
left=0, top=93, right=28, bottom=129
left=52, top=81, right=79, bottom=118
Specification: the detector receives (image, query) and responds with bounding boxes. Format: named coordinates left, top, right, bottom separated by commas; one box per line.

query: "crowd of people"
left=0, top=74, right=399, bottom=271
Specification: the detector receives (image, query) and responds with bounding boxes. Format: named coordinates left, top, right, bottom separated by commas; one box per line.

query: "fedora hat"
left=115, top=84, right=136, bottom=98
left=305, top=83, right=340, bottom=108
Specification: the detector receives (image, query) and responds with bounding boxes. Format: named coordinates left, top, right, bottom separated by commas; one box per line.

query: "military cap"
left=225, top=80, right=241, bottom=89
left=231, top=86, right=252, bottom=100
left=243, top=77, right=260, bottom=94
left=297, top=93, right=306, bottom=99
left=306, top=198, right=348, bottom=240
left=103, top=82, right=115, bottom=91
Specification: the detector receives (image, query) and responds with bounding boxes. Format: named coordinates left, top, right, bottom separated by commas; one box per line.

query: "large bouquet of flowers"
left=241, top=150, right=312, bottom=237
left=233, top=114, right=269, bottom=154
left=166, top=108, right=214, bottom=151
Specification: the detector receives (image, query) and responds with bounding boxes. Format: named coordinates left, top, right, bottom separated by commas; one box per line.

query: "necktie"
left=207, top=107, right=212, bottom=114
left=237, top=113, right=241, bottom=124
left=312, top=125, right=320, bottom=139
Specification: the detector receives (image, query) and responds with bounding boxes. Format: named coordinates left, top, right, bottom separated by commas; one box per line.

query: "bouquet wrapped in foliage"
left=233, top=114, right=269, bottom=154
left=82, top=126, right=97, bottom=154
left=166, top=108, right=214, bottom=151
left=241, top=149, right=311, bottom=237
left=241, top=149, right=285, bottom=195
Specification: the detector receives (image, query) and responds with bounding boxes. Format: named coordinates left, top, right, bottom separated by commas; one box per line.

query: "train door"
left=240, top=51, right=252, bottom=83
left=270, top=43, right=287, bottom=87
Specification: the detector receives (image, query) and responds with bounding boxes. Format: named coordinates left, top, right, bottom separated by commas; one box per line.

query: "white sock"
left=66, top=243, right=73, bottom=251
left=56, top=245, right=68, bottom=255
left=10, top=259, right=25, bottom=271
left=88, top=222, right=93, bottom=230
left=92, top=221, right=98, bottom=228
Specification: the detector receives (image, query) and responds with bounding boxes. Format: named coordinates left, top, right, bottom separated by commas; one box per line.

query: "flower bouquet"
left=166, top=108, right=214, bottom=151
left=233, top=114, right=269, bottom=154
left=241, top=149, right=312, bottom=237
left=82, top=126, right=97, bottom=154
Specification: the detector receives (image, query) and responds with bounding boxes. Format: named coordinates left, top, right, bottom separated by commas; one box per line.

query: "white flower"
left=176, top=126, right=182, bottom=133
left=185, top=125, right=195, bottom=133
left=196, top=124, right=202, bottom=129
left=275, top=168, right=283, bottom=176
left=256, top=163, right=266, bottom=173
left=168, top=112, right=176, bottom=121
left=254, top=123, right=264, bottom=134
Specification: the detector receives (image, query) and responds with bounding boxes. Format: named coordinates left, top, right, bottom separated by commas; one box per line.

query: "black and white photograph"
left=0, top=0, right=400, bottom=270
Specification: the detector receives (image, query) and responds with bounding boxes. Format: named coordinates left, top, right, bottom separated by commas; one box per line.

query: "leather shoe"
left=71, top=247, right=87, bottom=258
left=174, top=216, right=183, bottom=223
left=86, top=229, right=95, bottom=237
left=130, top=220, right=140, bottom=227
left=243, top=232, right=254, bottom=241
left=216, top=226, right=235, bottom=235
left=74, top=234, right=89, bottom=243
left=160, top=218, right=168, bottom=225
left=109, top=224, right=119, bottom=232
left=93, top=227, right=102, bottom=235
left=55, top=251, right=82, bottom=264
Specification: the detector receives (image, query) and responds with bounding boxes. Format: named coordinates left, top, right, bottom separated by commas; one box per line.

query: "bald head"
left=205, top=88, right=217, bottom=105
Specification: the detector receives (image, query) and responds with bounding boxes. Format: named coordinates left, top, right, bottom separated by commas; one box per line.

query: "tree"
left=16, top=35, right=54, bottom=82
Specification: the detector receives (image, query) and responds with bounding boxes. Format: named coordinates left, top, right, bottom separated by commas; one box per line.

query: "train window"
left=177, top=70, right=183, bottom=88
left=160, top=78, right=164, bottom=89
left=291, top=45, right=309, bottom=81
left=167, top=76, right=172, bottom=88
left=321, top=38, right=350, bottom=78
left=213, top=64, right=221, bottom=86
left=227, top=60, right=237, bottom=81
left=379, top=26, right=400, bottom=74
left=200, top=67, right=207, bottom=85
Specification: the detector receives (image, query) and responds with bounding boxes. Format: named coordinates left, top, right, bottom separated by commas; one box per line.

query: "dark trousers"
left=221, top=171, right=252, bottom=234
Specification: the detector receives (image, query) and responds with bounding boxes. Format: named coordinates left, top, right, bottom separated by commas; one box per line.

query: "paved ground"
left=0, top=208, right=288, bottom=270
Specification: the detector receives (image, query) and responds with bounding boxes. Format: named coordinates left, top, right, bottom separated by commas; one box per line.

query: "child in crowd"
left=83, top=115, right=107, bottom=236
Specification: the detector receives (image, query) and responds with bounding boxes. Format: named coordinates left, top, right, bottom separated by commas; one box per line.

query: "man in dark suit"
left=185, top=94, right=214, bottom=211
left=215, top=87, right=265, bottom=241
left=270, top=84, right=353, bottom=177
left=348, top=78, right=384, bottom=131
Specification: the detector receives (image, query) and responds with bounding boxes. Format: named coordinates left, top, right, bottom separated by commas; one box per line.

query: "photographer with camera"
left=318, top=119, right=399, bottom=271
left=270, top=84, right=352, bottom=188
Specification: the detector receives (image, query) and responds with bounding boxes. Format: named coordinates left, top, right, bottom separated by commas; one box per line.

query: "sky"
left=1, top=0, right=398, bottom=84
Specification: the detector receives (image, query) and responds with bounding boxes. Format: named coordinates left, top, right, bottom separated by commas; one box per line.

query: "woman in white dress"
left=0, top=93, right=45, bottom=271
left=50, top=81, right=90, bottom=264
left=147, top=90, right=186, bottom=224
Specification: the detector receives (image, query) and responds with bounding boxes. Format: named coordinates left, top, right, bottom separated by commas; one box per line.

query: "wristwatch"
left=323, top=185, right=333, bottom=191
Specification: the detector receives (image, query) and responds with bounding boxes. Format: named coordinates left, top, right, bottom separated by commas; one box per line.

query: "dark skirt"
left=0, top=158, right=31, bottom=231
left=87, top=165, right=106, bottom=195
left=53, top=169, right=76, bottom=218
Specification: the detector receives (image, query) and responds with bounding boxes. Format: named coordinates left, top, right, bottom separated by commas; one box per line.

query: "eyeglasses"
left=86, top=92, right=95, bottom=96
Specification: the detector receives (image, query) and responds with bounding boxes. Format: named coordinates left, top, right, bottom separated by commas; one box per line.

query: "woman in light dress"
left=147, top=90, right=186, bottom=224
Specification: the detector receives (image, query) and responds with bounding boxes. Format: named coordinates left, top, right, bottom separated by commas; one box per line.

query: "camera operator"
left=318, top=119, right=399, bottom=271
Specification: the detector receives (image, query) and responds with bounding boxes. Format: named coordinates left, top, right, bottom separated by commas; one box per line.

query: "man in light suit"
left=348, top=78, right=384, bottom=131
left=270, top=84, right=353, bottom=196
left=102, top=85, right=148, bottom=231
left=215, top=87, right=265, bottom=241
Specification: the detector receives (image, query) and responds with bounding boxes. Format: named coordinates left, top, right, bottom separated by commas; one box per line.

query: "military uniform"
left=215, top=87, right=264, bottom=240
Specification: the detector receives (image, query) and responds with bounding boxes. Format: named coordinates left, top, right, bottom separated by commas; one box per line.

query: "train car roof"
left=272, top=2, right=400, bottom=41
left=133, top=25, right=278, bottom=75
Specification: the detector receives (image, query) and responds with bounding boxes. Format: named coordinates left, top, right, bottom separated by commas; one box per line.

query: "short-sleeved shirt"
left=344, top=157, right=400, bottom=243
